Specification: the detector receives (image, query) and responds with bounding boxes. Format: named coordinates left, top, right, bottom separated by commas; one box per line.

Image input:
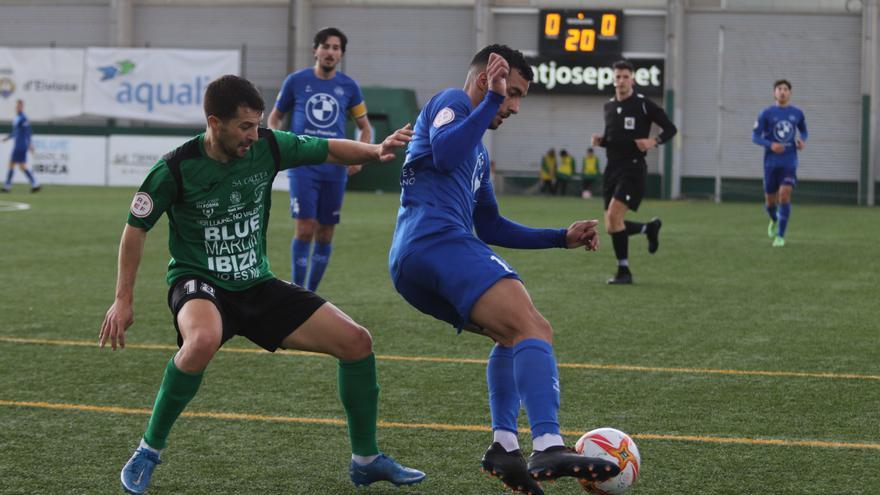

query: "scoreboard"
left=529, top=9, right=664, bottom=95
left=538, top=9, right=624, bottom=56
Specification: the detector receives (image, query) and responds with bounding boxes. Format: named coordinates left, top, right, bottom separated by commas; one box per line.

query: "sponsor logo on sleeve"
left=433, top=107, right=455, bottom=128
left=130, top=192, right=153, bottom=218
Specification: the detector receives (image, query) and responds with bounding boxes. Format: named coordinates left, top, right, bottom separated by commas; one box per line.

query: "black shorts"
left=603, top=158, right=647, bottom=212
left=167, top=277, right=326, bottom=351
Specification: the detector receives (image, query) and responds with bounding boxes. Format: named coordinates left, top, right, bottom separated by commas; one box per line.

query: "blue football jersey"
left=274, top=68, right=366, bottom=181
left=11, top=112, right=31, bottom=151
left=752, top=105, right=807, bottom=168
left=390, top=88, right=503, bottom=260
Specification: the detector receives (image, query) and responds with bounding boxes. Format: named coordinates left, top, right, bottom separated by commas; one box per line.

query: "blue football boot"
left=120, top=447, right=161, bottom=494
left=349, top=453, right=426, bottom=487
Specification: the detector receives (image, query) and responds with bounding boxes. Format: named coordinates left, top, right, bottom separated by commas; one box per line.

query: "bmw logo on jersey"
left=306, top=93, right=340, bottom=129
left=773, top=119, right=794, bottom=143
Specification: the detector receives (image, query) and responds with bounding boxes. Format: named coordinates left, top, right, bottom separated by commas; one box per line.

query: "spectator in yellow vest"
left=581, top=147, right=601, bottom=198
left=540, top=148, right=557, bottom=194
left=556, top=149, right=574, bottom=196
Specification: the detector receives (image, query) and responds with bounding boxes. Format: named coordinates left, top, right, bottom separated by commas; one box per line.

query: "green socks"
left=143, top=357, right=203, bottom=450
left=140, top=354, right=379, bottom=455
left=338, top=354, right=380, bottom=456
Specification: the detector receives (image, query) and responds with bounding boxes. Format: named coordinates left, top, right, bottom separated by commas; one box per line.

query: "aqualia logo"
left=98, top=59, right=210, bottom=113
left=98, top=60, right=136, bottom=81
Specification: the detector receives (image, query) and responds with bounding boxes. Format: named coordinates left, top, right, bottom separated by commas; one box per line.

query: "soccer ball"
left=574, top=428, right=641, bottom=494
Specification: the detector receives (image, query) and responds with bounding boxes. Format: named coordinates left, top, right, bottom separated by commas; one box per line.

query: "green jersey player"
left=99, top=75, right=422, bottom=494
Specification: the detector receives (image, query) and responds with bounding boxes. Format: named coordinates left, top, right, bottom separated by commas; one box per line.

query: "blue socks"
left=765, top=204, right=778, bottom=222
left=291, top=239, right=333, bottom=291
left=291, top=238, right=310, bottom=287
left=778, top=203, right=791, bottom=237
left=307, top=242, right=332, bottom=291
left=487, top=344, right=519, bottom=435
left=23, top=168, right=37, bottom=187
left=512, top=339, right=560, bottom=438
left=4, top=168, right=13, bottom=188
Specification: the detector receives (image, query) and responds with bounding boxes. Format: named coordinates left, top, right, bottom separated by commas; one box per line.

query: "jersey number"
left=184, top=279, right=215, bottom=297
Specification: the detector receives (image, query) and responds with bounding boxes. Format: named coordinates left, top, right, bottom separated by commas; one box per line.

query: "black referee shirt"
left=598, top=93, right=677, bottom=163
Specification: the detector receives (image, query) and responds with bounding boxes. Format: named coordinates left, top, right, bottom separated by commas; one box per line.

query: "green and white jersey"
left=127, top=129, right=329, bottom=291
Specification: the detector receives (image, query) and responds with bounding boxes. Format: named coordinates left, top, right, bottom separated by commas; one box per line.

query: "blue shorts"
left=390, top=235, right=521, bottom=330
left=288, top=174, right=346, bottom=225
left=11, top=148, right=27, bottom=163
left=764, top=164, right=797, bottom=194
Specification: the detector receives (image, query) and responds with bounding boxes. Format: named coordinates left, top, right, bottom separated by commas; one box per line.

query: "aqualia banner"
left=0, top=48, right=85, bottom=121
left=84, top=48, right=240, bottom=124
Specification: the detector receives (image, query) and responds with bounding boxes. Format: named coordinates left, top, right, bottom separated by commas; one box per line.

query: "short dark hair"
left=612, top=60, right=635, bottom=72
left=203, top=75, right=265, bottom=120
left=314, top=27, right=348, bottom=53
left=470, top=44, right=534, bottom=81
left=774, top=79, right=792, bottom=90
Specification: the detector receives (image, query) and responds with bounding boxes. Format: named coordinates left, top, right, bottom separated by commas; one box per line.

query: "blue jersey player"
left=1, top=99, right=40, bottom=193
left=389, top=45, right=620, bottom=495
left=752, top=79, right=807, bottom=247
left=268, top=27, right=372, bottom=290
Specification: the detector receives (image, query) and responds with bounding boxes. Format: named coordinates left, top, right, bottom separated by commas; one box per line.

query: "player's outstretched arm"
left=564, top=220, right=600, bottom=252
left=326, top=123, right=412, bottom=165
left=99, top=224, right=147, bottom=351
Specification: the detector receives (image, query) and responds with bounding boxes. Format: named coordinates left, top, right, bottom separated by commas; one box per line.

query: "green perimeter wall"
left=503, top=174, right=874, bottom=205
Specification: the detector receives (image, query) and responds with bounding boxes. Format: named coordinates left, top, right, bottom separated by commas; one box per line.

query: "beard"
left=218, top=128, right=250, bottom=159
left=319, top=60, right=336, bottom=73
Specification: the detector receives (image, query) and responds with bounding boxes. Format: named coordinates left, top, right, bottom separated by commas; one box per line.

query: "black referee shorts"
left=603, top=158, right=647, bottom=212
left=167, top=277, right=326, bottom=351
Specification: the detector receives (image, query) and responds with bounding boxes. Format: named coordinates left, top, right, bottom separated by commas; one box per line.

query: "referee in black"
left=591, top=60, right=677, bottom=285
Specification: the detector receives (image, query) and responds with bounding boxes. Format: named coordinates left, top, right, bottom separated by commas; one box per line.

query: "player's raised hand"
left=487, top=52, right=509, bottom=96
left=99, top=299, right=134, bottom=350
left=377, top=123, right=413, bottom=162
left=565, top=219, right=600, bottom=251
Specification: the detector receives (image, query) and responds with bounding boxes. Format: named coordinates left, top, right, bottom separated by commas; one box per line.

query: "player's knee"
left=178, top=328, right=221, bottom=369
left=605, top=220, right=622, bottom=234
left=530, top=314, right=553, bottom=343
left=508, top=310, right=553, bottom=345
left=295, top=220, right=317, bottom=240
left=336, top=323, right=373, bottom=361
left=315, top=225, right=335, bottom=244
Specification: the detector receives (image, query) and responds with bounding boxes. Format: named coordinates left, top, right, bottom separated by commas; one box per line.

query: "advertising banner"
left=527, top=56, right=664, bottom=96
left=0, top=48, right=85, bottom=121
left=84, top=48, right=240, bottom=124
left=107, top=135, right=192, bottom=186
left=0, top=135, right=106, bottom=186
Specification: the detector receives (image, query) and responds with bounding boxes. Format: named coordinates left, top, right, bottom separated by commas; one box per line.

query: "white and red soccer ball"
left=575, top=428, right=641, bottom=494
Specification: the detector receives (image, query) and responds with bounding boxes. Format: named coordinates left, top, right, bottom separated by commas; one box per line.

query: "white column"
left=291, top=0, right=312, bottom=73
left=667, top=0, right=685, bottom=199
left=864, top=0, right=878, bottom=205
left=476, top=0, right=494, bottom=175
left=110, top=0, right=134, bottom=47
